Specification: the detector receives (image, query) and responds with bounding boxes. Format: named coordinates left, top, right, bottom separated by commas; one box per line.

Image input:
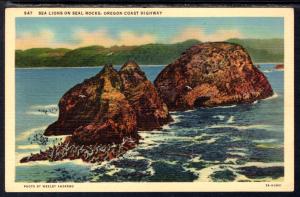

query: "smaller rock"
left=275, top=64, right=284, bottom=70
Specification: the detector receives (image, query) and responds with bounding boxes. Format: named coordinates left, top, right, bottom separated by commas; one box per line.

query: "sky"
left=16, top=17, right=284, bottom=49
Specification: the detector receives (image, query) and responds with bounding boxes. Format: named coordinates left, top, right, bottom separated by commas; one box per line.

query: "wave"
left=262, top=70, right=273, bottom=73
left=162, top=124, right=171, bottom=130
left=26, top=111, right=58, bottom=117
left=242, top=161, right=283, bottom=168
left=30, top=104, right=58, bottom=109
left=263, top=92, right=279, bottom=100
left=205, top=124, right=274, bottom=131
left=91, top=160, right=122, bottom=176
left=17, top=144, right=41, bottom=150
left=16, top=157, right=93, bottom=167
left=227, top=151, right=247, bottom=157
left=16, top=126, right=47, bottom=141
left=170, top=114, right=182, bottom=124
left=212, top=115, right=225, bottom=120
left=27, top=104, right=59, bottom=117
left=275, top=69, right=284, bottom=72
left=184, top=109, right=196, bottom=113
left=201, top=137, right=219, bottom=144
left=252, top=139, right=278, bottom=143
left=228, top=147, right=248, bottom=152
left=212, top=105, right=237, bottom=109
left=226, top=116, right=235, bottom=123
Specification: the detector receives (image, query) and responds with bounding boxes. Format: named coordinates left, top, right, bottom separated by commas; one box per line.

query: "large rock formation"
left=44, top=61, right=172, bottom=145
left=154, top=42, right=273, bottom=110
left=119, top=61, right=172, bottom=130
left=44, top=64, right=138, bottom=145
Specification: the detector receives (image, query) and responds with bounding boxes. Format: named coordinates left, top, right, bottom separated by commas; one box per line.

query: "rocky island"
left=154, top=42, right=273, bottom=110
left=21, top=61, right=172, bottom=163
left=21, top=42, right=274, bottom=164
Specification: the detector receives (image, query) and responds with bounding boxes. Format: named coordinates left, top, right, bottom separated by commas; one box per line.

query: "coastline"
left=15, top=65, right=167, bottom=69
left=15, top=63, right=283, bottom=70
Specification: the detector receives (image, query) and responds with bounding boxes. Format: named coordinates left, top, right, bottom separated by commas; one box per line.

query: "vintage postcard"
left=5, top=7, right=294, bottom=192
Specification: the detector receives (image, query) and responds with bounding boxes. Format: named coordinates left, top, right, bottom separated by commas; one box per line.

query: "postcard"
left=5, top=7, right=294, bottom=192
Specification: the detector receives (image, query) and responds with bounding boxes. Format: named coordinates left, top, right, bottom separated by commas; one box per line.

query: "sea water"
left=15, top=64, right=284, bottom=182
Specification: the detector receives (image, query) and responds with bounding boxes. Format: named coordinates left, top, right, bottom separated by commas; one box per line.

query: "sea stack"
left=154, top=42, right=274, bottom=111
left=119, top=60, right=172, bottom=130
left=275, top=64, right=284, bottom=70
left=44, top=64, right=138, bottom=144
left=44, top=61, right=172, bottom=144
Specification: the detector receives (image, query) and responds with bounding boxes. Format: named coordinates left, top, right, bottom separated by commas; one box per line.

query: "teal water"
left=15, top=64, right=284, bottom=182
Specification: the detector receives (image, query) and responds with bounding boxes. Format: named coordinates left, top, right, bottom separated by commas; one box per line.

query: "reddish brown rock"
left=44, top=64, right=138, bottom=145
left=275, top=64, right=284, bottom=70
left=119, top=60, right=172, bottom=130
left=154, top=42, right=274, bottom=110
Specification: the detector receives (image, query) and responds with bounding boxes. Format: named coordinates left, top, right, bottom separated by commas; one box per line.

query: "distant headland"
left=15, top=38, right=283, bottom=68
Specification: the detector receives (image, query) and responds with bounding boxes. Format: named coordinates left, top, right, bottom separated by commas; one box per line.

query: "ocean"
left=15, top=64, right=284, bottom=182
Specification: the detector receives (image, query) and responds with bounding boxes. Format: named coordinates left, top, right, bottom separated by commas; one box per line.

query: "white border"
left=5, top=7, right=294, bottom=192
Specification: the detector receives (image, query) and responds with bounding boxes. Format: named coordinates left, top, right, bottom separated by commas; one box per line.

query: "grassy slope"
left=227, top=38, right=283, bottom=63
left=15, top=39, right=283, bottom=67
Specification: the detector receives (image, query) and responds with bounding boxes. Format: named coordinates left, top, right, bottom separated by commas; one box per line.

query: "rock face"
left=119, top=61, right=172, bottom=130
left=44, top=64, right=138, bottom=145
left=275, top=64, right=284, bottom=70
left=154, top=42, right=273, bottom=110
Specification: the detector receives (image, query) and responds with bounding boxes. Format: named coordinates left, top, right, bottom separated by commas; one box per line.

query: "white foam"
left=206, top=124, right=274, bottom=131
left=17, top=144, right=41, bottom=150
left=252, top=139, right=278, bottom=143
left=226, top=116, right=235, bottom=123
left=46, top=135, right=71, bottom=140
left=213, top=105, right=237, bottom=109
left=16, top=126, right=47, bottom=141
left=262, top=70, right=273, bottom=73
left=253, top=100, right=258, bottom=104
left=228, top=147, right=248, bottom=152
left=212, top=115, right=225, bottom=120
left=224, top=158, right=239, bottom=164
left=162, top=124, right=171, bottom=130
left=171, top=114, right=182, bottom=124
left=194, top=165, right=222, bottom=182
left=30, top=104, right=58, bottom=109
left=227, top=151, right=247, bottom=157
left=242, top=162, right=283, bottom=168
left=27, top=104, right=59, bottom=117
left=200, top=137, right=219, bottom=144
left=185, top=109, right=196, bottom=113
left=263, top=92, right=279, bottom=100
left=26, top=111, right=58, bottom=117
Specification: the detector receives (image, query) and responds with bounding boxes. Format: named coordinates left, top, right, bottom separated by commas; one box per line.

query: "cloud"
left=16, top=27, right=244, bottom=50
left=16, top=30, right=56, bottom=50
left=16, top=29, right=156, bottom=49
left=74, top=29, right=156, bottom=47
left=171, top=27, right=244, bottom=43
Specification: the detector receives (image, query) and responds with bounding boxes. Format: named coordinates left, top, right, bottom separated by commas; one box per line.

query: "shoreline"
left=15, top=63, right=283, bottom=70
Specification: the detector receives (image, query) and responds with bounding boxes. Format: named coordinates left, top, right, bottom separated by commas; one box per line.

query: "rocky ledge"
left=154, top=42, right=274, bottom=110
left=21, top=61, right=171, bottom=163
